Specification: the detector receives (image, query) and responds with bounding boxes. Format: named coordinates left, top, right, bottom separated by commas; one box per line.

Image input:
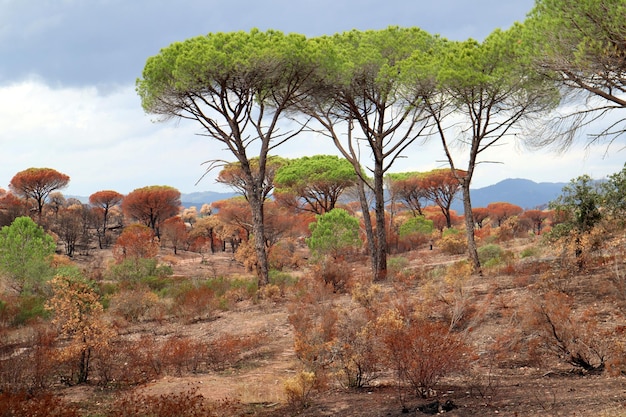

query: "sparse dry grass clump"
left=283, top=370, right=316, bottom=409
left=0, top=391, right=81, bottom=417
left=109, top=387, right=241, bottom=417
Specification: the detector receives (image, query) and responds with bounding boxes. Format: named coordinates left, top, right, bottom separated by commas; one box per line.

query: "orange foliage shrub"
left=45, top=272, right=115, bottom=385
left=288, top=276, right=473, bottom=396
left=438, top=231, right=467, bottom=255
left=97, top=332, right=268, bottom=381
left=376, top=309, right=472, bottom=397
left=234, top=239, right=257, bottom=272
left=289, top=278, right=384, bottom=388
left=283, top=370, right=316, bottom=410
left=161, top=337, right=205, bottom=375
left=473, top=224, right=492, bottom=241
left=92, top=335, right=187, bottom=386
left=206, top=333, right=268, bottom=371
left=288, top=280, right=338, bottom=373
left=395, top=226, right=431, bottom=253
left=258, top=283, right=283, bottom=301
left=0, top=295, right=18, bottom=328
left=112, top=224, right=159, bottom=262
left=174, top=285, right=218, bottom=323
left=268, top=238, right=303, bottom=270
left=332, top=307, right=381, bottom=388
left=309, top=258, right=353, bottom=293
left=108, top=288, right=161, bottom=323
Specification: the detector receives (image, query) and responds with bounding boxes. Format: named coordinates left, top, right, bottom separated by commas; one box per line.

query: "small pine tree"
left=0, top=216, right=55, bottom=294
left=306, top=209, right=361, bottom=260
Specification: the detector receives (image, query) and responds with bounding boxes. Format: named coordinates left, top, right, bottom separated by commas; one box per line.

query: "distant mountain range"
left=180, top=191, right=238, bottom=207
left=450, top=178, right=567, bottom=212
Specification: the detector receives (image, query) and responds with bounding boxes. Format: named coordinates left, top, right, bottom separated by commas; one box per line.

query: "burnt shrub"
left=0, top=391, right=80, bottom=417
left=109, top=388, right=224, bottom=417
left=522, top=291, right=613, bottom=372
left=376, top=309, right=472, bottom=397
left=309, top=258, right=353, bottom=293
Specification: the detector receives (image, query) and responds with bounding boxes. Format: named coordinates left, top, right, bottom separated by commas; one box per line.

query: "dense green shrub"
left=106, top=258, right=172, bottom=285
left=307, top=208, right=361, bottom=260
left=478, top=244, right=503, bottom=265
left=520, top=247, right=538, bottom=258
left=269, top=270, right=298, bottom=288
left=0, top=216, right=55, bottom=295
left=399, top=215, right=434, bottom=238
left=12, top=294, right=49, bottom=325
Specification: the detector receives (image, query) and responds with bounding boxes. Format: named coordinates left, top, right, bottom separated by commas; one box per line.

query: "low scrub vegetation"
left=2, top=167, right=626, bottom=415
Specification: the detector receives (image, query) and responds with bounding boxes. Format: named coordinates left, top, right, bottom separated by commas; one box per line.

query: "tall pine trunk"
left=461, top=180, right=481, bottom=275
left=373, top=161, right=387, bottom=281
left=355, top=177, right=377, bottom=277
left=249, top=193, right=270, bottom=287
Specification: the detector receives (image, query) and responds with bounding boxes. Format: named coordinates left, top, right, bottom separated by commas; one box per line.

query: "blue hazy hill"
left=451, top=178, right=566, bottom=212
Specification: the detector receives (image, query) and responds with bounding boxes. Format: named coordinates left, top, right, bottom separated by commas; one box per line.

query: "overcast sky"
left=0, top=0, right=623, bottom=197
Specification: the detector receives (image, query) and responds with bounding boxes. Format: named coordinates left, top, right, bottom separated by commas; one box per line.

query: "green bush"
left=106, top=258, right=172, bottom=285
left=483, top=258, right=501, bottom=268
left=269, top=270, right=298, bottom=288
left=13, top=295, right=49, bottom=325
left=399, top=216, right=433, bottom=237
left=228, top=277, right=258, bottom=298
left=478, top=244, right=503, bottom=265
left=442, top=227, right=461, bottom=237
left=520, top=247, right=538, bottom=258
left=98, top=281, right=120, bottom=310
left=179, top=276, right=259, bottom=307
left=428, top=265, right=447, bottom=279
left=388, top=256, right=409, bottom=277
left=203, top=277, right=233, bottom=296
left=140, top=274, right=172, bottom=293
left=307, top=208, right=362, bottom=259
left=0, top=216, right=56, bottom=295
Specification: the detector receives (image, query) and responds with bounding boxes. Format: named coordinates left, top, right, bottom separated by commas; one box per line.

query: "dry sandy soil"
left=55, top=242, right=626, bottom=416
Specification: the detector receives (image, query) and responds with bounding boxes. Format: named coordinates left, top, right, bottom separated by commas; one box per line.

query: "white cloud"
left=0, top=80, right=230, bottom=196
left=0, top=79, right=622, bottom=200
